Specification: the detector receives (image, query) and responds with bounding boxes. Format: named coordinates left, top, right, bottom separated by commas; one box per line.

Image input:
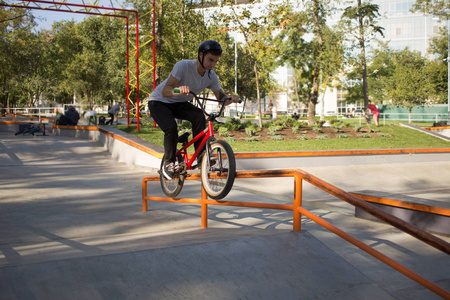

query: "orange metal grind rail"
left=142, top=169, right=450, bottom=298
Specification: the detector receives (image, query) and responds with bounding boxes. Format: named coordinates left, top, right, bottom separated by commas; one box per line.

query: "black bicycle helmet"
left=198, top=40, right=222, bottom=55
left=198, top=40, right=223, bottom=70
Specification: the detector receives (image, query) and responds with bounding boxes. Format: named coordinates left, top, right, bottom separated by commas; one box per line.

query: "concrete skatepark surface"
left=1, top=126, right=450, bottom=299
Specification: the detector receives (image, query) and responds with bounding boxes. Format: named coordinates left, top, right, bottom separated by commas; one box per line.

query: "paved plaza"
left=0, top=124, right=449, bottom=299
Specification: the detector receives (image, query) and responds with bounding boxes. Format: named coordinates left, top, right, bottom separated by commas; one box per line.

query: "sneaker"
left=162, top=162, right=175, bottom=180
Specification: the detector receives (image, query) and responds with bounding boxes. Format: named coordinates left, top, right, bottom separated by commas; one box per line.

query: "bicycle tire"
left=160, top=154, right=185, bottom=198
left=201, top=140, right=236, bottom=200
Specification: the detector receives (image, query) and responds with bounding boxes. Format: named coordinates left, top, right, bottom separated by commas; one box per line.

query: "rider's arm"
left=162, top=75, right=190, bottom=97
left=213, top=89, right=240, bottom=106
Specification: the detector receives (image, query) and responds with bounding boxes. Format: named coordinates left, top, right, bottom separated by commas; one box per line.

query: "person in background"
left=84, top=107, right=97, bottom=125
left=368, top=100, right=380, bottom=126
left=57, top=106, right=80, bottom=125
left=106, top=102, right=121, bottom=125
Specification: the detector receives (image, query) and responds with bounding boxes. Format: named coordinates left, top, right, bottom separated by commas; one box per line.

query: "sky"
left=28, top=0, right=128, bottom=29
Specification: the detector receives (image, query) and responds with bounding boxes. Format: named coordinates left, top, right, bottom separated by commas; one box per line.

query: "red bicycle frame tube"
left=177, top=121, right=215, bottom=169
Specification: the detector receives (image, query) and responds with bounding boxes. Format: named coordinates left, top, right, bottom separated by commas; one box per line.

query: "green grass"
left=116, top=124, right=450, bottom=152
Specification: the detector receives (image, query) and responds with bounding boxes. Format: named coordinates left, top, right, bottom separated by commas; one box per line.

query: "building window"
left=396, top=27, right=402, bottom=36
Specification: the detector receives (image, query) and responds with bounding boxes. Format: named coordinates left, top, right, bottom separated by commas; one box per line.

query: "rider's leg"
left=106, top=113, right=114, bottom=125
left=175, top=102, right=206, bottom=152
left=148, top=101, right=178, bottom=164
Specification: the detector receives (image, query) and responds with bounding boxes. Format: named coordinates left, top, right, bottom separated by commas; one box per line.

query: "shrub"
left=244, top=137, right=259, bottom=142
left=332, top=124, right=344, bottom=133
left=316, top=135, right=328, bottom=140
left=262, top=121, right=273, bottom=128
left=273, top=116, right=294, bottom=127
left=353, top=125, right=362, bottom=132
left=178, top=128, right=192, bottom=136
left=179, top=120, right=192, bottom=129
left=316, top=120, right=326, bottom=127
left=269, top=126, right=283, bottom=135
left=223, top=117, right=242, bottom=131
left=225, top=137, right=236, bottom=143
left=377, top=132, right=388, bottom=137
left=359, top=133, right=371, bottom=138
left=245, top=127, right=257, bottom=136
left=240, top=120, right=254, bottom=129
left=296, top=121, right=308, bottom=127
left=337, top=134, right=349, bottom=139
left=213, top=122, right=221, bottom=131
left=218, top=127, right=230, bottom=137
left=297, top=135, right=307, bottom=140
left=312, top=125, right=322, bottom=133
left=292, top=126, right=301, bottom=134
left=271, top=135, right=284, bottom=141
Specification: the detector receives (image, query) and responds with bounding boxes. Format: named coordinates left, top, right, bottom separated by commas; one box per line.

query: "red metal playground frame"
left=1, top=0, right=155, bottom=130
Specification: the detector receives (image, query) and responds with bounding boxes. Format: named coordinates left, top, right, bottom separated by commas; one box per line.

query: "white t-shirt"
left=84, top=110, right=96, bottom=117
left=148, top=60, right=222, bottom=104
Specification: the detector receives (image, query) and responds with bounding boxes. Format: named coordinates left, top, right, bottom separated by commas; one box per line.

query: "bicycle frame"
left=176, top=122, right=214, bottom=170
left=175, top=92, right=230, bottom=170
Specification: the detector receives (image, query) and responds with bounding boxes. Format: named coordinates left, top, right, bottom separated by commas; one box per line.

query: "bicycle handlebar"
left=173, top=89, right=241, bottom=120
left=173, top=89, right=241, bottom=104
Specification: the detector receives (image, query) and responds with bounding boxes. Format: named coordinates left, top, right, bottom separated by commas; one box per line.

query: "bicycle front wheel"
left=201, top=140, right=236, bottom=200
left=160, top=154, right=185, bottom=198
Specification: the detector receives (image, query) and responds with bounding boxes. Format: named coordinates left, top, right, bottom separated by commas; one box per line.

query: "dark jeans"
left=105, top=113, right=115, bottom=125
left=149, top=101, right=206, bottom=164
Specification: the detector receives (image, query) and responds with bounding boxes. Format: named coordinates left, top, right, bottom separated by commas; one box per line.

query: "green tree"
left=386, top=49, right=435, bottom=123
left=215, top=0, right=287, bottom=127
left=130, top=0, right=208, bottom=90
left=412, top=0, right=449, bottom=124
left=341, top=0, right=384, bottom=124
left=412, top=0, right=450, bottom=19
left=345, top=41, right=395, bottom=105
left=427, top=26, right=448, bottom=104
left=54, top=17, right=126, bottom=106
left=276, top=2, right=344, bottom=125
left=0, top=7, right=35, bottom=110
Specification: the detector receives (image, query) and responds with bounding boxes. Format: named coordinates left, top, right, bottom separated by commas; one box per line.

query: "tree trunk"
left=155, top=3, right=163, bottom=87
left=309, top=0, right=324, bottom=126
left=6, top=92, right=10, bottom=114
left=308, top=65, right=320, bottom=125
left=293, top=69, right=300, bottom=108
left=254, top=62, right=262, bottom=128
left=358, top=0, right=371, bottom=124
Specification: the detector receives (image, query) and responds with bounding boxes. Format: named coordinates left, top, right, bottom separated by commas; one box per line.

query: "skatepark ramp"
left=143, top=169, right=450, bottom=298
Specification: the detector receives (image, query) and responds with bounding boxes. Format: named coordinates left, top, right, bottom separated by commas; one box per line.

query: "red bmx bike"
left=159, top=91, right=239, bottom=200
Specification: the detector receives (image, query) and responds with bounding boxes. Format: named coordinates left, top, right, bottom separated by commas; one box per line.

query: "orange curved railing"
left=142, top=169, right=450, bottom=298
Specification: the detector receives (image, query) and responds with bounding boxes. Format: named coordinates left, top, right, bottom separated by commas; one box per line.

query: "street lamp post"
left=447, top=18, right=450, bottom=125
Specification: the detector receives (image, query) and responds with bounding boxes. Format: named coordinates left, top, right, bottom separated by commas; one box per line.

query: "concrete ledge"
left=5, top=122, right=450, bottom=169
left=352, top=191, right=450, bottom=235
left=0, top=123, right=19, bottom=132
left=402, top=123, right=450, bottom=141
left=52, top=125, right=163, bottom=169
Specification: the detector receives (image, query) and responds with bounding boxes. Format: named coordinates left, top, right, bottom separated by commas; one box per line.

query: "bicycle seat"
left=177, top=132, right=190, bottom=144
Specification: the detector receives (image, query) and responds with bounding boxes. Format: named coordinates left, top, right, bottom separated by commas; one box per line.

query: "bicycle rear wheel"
left=201, top=140, right=236, bottom=200
left=160, top=154, right=185, bottom=198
